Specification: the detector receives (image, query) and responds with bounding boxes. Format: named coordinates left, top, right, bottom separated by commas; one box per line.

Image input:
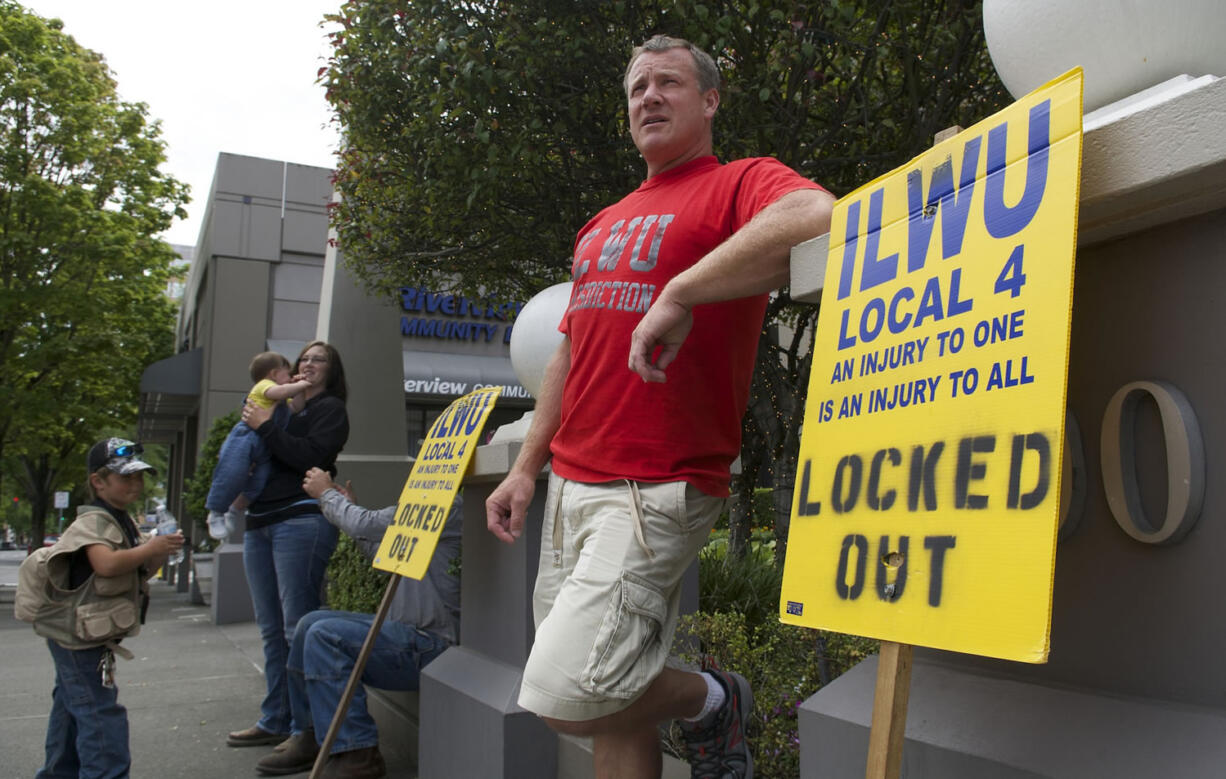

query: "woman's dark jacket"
left=246, top=393, right=349, bottom=529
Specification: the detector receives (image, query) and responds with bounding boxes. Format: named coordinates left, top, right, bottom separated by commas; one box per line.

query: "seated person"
left=254, top=468, right=460, bottom=779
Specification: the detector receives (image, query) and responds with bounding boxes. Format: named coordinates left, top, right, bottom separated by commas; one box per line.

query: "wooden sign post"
left=865, top=641, right=913, bottom=779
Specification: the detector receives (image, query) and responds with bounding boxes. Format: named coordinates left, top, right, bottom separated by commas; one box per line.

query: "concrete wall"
left=201, top=256, right=273, bottom=429
left=181, top=153, right=333, bottom=446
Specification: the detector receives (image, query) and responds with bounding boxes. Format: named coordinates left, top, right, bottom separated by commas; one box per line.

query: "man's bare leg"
left=544, top=666, right=707, bottom=736
left=546, top=665, right=754, bottom=778
left=544, top=667, right=707, bottom=777
left=593, top=725, right=662, bottom=779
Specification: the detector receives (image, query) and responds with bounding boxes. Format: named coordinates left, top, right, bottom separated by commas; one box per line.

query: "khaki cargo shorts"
left=517, top=472, right=723, bottom=721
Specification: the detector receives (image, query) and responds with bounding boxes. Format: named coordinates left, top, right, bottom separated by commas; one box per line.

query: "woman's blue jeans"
left=243, top=514, right=339, bottom=735
left=285, top=610, right=448, bottom=752
left=37, top=641, right=130, bottom=779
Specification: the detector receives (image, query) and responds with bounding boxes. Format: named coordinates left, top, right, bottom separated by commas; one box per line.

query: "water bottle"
left=155, top=508, right=185, bottom=566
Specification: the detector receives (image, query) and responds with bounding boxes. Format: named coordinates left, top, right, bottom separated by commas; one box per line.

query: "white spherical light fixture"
left=983, top=0, right=1226, bottom=112
left=509, top=282, right=572, bottom=397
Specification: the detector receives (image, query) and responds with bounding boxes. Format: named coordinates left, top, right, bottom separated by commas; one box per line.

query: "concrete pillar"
left=315, top=231, right=411, bottom=508
left=210, top=523, right=255, bottom=624
left=418, top=442, right=558, bottom=779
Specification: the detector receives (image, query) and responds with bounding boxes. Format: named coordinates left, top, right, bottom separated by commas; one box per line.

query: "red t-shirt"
left=550, top=155, right=826, bottom=496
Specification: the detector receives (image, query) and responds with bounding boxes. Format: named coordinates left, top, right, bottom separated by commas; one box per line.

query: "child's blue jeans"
left=38, top=641, right=130, bottom=779
left=205, top=404, right=289, bottom=513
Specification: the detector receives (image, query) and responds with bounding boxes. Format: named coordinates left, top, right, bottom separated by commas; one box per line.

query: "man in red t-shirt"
left=487, top=34, right=834, bottom=778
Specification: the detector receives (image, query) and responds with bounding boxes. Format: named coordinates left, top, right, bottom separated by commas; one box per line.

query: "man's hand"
left=628, top=297, right=693, bottom=383
left=242, top=399, right=273, bottom=430
left=336, top=479, right=354, bottom=502
left=486, top=472, right=536, bottom=544
left=303, top=467, right=337, bottom=499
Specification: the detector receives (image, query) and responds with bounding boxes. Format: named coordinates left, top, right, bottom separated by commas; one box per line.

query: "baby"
left=204, top=352, right=312, bottom=539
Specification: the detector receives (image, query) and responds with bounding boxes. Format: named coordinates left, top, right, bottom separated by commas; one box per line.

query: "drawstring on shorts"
left=552, top=481, right=564, bottom=567
left=549, top=479, right=658, bottom=567
left=625, top=480, right=656, bottom=560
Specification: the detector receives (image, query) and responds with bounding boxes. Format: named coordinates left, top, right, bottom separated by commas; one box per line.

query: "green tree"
left=325, top=1, right=1005, bottom=295
left=0, top=2, right=188, bottom=544
left=324, top=0, right=642, bottom=301
left=323, top=0, right=1010, bottom=549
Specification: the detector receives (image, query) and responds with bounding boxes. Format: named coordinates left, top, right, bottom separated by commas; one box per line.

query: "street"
left=0, top=547, right=24, bottom=587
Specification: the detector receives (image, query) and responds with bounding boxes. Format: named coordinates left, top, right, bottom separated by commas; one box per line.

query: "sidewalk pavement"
left=1, top=576, right=416, bottom=778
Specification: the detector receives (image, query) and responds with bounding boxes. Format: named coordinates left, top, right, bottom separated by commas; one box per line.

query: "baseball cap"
left=88, top=438, right=157, bottom=476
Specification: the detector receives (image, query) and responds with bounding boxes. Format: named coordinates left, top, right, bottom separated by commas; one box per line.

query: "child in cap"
left=204, top=351, right=313, bottom=539
left=35, top=438, right=184, bottom=778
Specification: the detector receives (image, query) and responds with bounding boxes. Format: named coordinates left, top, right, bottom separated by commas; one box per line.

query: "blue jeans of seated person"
left=205, top=403, right=290, bottom=513
left=286, top=610, right=448, bottom=752
left=244, top=513, right=339, bottom=736
left=38, top=641, right=130, bottom=779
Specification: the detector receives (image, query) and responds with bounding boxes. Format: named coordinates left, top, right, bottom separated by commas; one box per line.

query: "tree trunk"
left=729, top=428, right=764, bottom=560
left=20, top=452, right=60, bottom=549
left=773, top=455, right=797, bottom=565
left=727, top=478, right=754, bottom=561
left=31, top=493, right=50, bottom=536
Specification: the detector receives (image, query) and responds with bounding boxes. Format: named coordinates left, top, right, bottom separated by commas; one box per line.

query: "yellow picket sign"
left=781, top=69, right=1084, bottom=663
left=373, top=386, right=501, bottom=579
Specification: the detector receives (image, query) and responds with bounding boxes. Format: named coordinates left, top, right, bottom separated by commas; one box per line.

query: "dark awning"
left=137, top=348, right=202, bottom=443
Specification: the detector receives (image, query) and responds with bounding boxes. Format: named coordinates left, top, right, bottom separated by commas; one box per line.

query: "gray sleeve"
left=318, top=489, right=395, bottom=559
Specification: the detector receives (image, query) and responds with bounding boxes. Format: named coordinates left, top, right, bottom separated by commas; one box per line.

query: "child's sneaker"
left=206, top=510, right=229, bottom=540
left=223, top=509, right=240, bottom=537
left=680, top=669, right=755, bottom=779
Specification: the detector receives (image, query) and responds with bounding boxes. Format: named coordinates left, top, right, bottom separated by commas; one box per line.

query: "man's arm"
left=485, top=336, right=571, bottom=544
left=303, top=467, right=392, bottom=548
left=628, top=187, right=835, bottom=382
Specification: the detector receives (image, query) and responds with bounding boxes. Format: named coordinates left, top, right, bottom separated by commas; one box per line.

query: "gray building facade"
left=139, top=152, right=531, bottom=544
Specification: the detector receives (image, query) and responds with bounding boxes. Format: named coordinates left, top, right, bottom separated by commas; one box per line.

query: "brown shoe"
left=227, top=725, right=289, bottom=747
left=320, top=746, right=386, bottom=779
left=256, top=730, right=319, bottom=776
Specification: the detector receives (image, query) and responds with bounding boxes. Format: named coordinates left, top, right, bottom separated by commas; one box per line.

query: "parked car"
left=42, top=535, right=59, bottom=547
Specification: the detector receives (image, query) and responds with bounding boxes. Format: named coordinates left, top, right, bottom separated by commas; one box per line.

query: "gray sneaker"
left=679, top=669, right=755, bottom=779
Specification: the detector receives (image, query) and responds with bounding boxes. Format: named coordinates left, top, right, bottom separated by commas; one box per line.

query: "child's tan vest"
left=14, top=506, right=143, bottom=657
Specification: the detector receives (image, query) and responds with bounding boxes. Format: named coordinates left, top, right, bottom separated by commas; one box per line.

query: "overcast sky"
left=23, top=0, right=342, bottom=247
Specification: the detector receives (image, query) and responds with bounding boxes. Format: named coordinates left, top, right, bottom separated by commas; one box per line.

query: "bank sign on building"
left=398, top=286, right=532, bottom=403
